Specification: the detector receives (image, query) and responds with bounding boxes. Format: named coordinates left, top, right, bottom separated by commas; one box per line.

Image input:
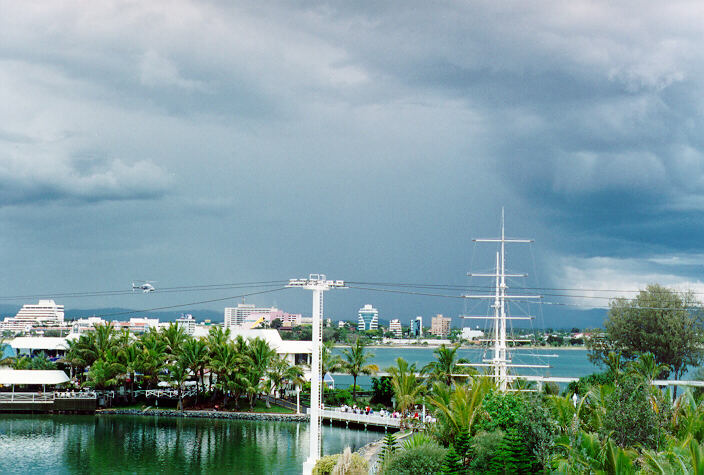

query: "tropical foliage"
left=56, top=322, right=304, bottom=410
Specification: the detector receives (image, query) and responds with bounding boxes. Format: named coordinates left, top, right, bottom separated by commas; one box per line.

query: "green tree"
left=602, top=374, right=666, bottom=449
left=421, top=344, right=473, bottom=387
left=427, top=377, right=493, bottom=446
left=388, top=357, right=422, bottom=414
left=441, top=445, right=463, bottom=474
left=341, top=338, right=379, bottom=401
left=588, top=284, right=704, bottom=389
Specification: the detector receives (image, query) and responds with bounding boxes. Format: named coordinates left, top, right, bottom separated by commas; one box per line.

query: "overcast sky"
left=2, top=1, right=704, bottom=322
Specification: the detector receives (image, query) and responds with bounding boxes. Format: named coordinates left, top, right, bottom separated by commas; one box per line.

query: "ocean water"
left=330, top=346, right=601, bottom=389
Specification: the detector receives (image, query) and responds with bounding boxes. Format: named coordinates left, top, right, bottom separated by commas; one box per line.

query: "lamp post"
left=288, top=275, right=345, bottom=474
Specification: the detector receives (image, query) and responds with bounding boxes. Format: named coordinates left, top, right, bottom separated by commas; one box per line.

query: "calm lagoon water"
left=0, top=414, right=380, bottom=474
left=331, top=346, right=598, bottom=389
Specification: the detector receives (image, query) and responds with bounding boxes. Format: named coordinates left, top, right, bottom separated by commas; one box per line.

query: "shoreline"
left=96, top=408, right=309, bottom=421
left=333, top=344, right=587, bottom=350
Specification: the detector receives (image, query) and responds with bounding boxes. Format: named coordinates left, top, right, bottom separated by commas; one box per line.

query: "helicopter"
left=132, top=281, right=156, bottom=293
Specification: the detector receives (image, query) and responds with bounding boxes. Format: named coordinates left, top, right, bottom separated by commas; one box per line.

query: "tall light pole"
left=288, top=274, right=345, bottom=474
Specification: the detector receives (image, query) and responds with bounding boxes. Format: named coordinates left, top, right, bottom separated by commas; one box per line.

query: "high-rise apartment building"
left=430, top=314, right=452, bottom=337
left=410, top=316, right=423, bottom=337
left=0, top=300, right=65, bottom=333
left=176, top=314, right=196, bottom=335
left=224, top=303, right=273, bottom=327
left=357, top=304, right=379, bottom=331
left=389, top=319, right=402, bottom=338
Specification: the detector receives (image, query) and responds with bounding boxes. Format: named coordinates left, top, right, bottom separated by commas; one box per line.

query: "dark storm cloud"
left=1, top=0, right=704, bottom=313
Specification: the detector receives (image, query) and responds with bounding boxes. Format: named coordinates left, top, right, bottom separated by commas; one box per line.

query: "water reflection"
left=0, top=415, right=379, bottom=474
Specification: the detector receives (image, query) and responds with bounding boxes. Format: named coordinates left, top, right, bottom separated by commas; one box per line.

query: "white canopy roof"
left=0, top=369, right=70, bottom=385
left=8, top=337, right=69, bottom=351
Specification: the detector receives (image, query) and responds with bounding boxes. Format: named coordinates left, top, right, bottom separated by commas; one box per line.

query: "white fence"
left=320, top=409, right=401, bottom=428
left=142, top=388, right=198, bottom=399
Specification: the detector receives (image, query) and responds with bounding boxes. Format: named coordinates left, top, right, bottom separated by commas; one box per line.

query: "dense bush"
left=313, top=454, right=339, bottom=474
left=468, top=430, right=505, bottom=473
left=602, top=375, right=667, bottom=449
left=331, top=447, right=367, bottom=475
left=567, top=371, right=616, bottom=396
left=477, top=391, right=556, bottom=470
left=371, top=376, right=394, bottom=406
left=382, top=443, right=447, bottom=474
left=325, top=388, right=352, bottom=406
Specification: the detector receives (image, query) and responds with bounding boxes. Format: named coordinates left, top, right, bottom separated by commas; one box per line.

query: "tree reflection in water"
left=0, top=414, right=380, bottom=474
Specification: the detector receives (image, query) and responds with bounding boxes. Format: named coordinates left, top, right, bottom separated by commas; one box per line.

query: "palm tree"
left=86, top=348, right=125, bottom=390
left=341, top=337, right=379, bottom=401
left=388, top=357, right=422, bottom=414
left=426, top=377, right=493, bottom=445
left=629, top=352, right=670, bottom=382
left=119, top=344, right=141, bottom=401
left=90, top=322, right=119, bottom=361
left=168, top=358, right=190, bottom=411
left=62, top=337, right=88, bottom=382
left=421, top=343, right=473, bottom=387
left=268, top=355, right=305, bottom=400
left=161, top=322, right=189, bottom=359
left=206, top=326, right=231, bottom=393
left=246, top=338, right=276, bottom=407
left=321, top=341, right=343, bottom=384
left=180, top=338, right=208, bottom=403
left=552, top=431, right=637, bottom=474
left=605, top=351, right=623, bottom=383
left=137, top=333, right=167, bottom=388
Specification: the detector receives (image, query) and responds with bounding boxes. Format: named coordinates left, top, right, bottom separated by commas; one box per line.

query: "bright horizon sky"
left=2, top=2, right=704, bottom=323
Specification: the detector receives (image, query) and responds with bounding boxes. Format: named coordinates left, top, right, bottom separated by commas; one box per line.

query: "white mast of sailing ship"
left=460, top=208, right=548, bottom=391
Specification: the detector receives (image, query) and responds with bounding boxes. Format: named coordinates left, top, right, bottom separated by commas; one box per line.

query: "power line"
left=0, top=281, right=289, bottom=301
left=91, top=286, right=291, bottom=319
left=346, top=284, right=700, bottom=311
left=346, top=281, right=704, bottom=296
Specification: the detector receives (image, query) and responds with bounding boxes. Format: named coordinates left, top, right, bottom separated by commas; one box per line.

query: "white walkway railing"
left=0, top=391, right=98, bottom=403
left=320, top=409, right=402, bottom=428
left=0, top=392, right=54, bottom=403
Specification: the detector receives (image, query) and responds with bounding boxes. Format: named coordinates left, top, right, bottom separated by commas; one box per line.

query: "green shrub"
left=383, top=443, right=447, bottom=474
left=602, top=375, right=666, bottom=449
left=487, top=427, right=532, bottom=473
left=332, top=447, right=367, bottom=475
left=468, top=430, right=505, bottom=473
left=566, top=371, right=616, bottom=396
left=371, top=376, right=394, bottom=406
left=313, top=454, right=339, bottom=474
left=477, top=391, right=556, bottom=471
left=441, top=445, right=463, bottom=474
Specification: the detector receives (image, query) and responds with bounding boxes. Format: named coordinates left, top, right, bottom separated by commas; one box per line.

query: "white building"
left=223, top=303, right=302, bottom=328
left=71, top=316, right=107, bottom=334
left=461, top=328, right=484, bottom=340
left=389, top=319, right=402, bottom=338
left=176, top=314, right=196, bottom=335
left=116, top=317, right=160, bottom=334
left=357, top=304, right=379, bottom=331
left=0, top=300, right=65, bottom=333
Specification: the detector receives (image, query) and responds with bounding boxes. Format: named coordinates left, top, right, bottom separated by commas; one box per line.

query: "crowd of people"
left=336, top=404, right=436, bottom=423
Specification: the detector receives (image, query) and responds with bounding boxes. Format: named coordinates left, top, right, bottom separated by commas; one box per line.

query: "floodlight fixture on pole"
left=288, top=274, right=345, bottom=475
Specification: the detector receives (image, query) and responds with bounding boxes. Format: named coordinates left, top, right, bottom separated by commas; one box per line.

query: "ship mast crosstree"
left=460, top=209, right=549, bottom=391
